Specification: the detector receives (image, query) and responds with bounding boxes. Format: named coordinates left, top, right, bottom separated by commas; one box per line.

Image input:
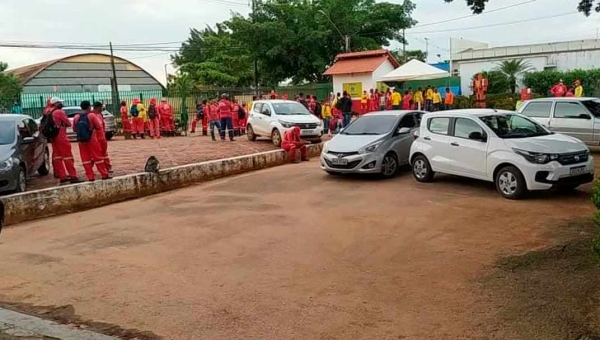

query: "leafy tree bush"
left=591, top=180, right=600, bottom=261
left=0, top=62, right=22, bottom=111
left=471, top=70, right=511, bottom=94
left=523, top=69, right=600, bottom=97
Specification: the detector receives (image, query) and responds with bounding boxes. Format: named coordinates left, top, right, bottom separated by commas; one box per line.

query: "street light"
left=318, top=10, right=350, bottom=52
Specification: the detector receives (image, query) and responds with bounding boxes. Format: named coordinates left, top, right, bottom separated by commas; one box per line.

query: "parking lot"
left=27, top=135, right=278, bottom=191
left=0, top=160, right=598, bottom=339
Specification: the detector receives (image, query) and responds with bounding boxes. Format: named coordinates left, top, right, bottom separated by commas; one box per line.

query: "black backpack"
left=148, top=105, right=157, bottom=120
left=237, top=107, right=245, bottom=120
left=76, top=113, right=93, bottom=142
left=130, top=104, right=139, bottom=117
left=40, top=110, right=60, bottom=140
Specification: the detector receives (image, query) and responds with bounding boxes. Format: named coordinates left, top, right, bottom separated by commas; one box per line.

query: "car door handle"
left=424, top=136, right=431, bottom=141
left=451, top=142, right=460, bottom=147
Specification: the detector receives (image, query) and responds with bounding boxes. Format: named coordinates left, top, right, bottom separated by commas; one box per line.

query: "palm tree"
left=493, top=59, right=532, bottom=94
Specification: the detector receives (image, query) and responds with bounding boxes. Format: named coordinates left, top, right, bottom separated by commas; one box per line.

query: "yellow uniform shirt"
left=360, top=94, right=368, bottom=104
left=575, top=85, right=584, bottom=97
left=391, top=92, right=402, bottom=106
left=433, top=93, right=442, bottom=104
left=322, top=105, right=332, bottom=119
left=426, top=89, right=434, bottom=100
left=413, top=91, right=423, bottom=103
left=136, top=103, right=148, bottom=121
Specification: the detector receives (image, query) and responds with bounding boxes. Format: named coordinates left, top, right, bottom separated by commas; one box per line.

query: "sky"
left=1, top=0, right=599, bottom=85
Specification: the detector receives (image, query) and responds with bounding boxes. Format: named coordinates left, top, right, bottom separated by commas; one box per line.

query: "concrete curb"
left=2, top=144, right=322, bottom=227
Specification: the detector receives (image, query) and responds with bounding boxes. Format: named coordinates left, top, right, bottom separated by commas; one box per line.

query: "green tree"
left=444, top=0, right=600, bottom=15
left=471, top=70, right=510, bottom=94
left=0, top=62, right=23, bottom=111
left=390, top=49, right=427, bottom=63
left=493, top=59, right=532, bottom=94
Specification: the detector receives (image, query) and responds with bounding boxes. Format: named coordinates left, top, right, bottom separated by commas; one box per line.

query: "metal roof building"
left=7, top=53, right=164, bottom=93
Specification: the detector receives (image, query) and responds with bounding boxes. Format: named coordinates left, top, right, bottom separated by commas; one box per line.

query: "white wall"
left=332, top=60, right=396, bottom=99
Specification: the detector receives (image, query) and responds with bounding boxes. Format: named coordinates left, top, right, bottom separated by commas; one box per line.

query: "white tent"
left=379, top=59, right=449, bottom=82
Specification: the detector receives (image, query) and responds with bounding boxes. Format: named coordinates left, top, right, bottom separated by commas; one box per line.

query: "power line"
left=407, top=11, right=578, bottom=35
left=413, top=0, right=541, bottom=28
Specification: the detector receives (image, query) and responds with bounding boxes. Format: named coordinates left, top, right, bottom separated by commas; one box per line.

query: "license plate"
left=331, top=158, right=348, bottom=165
left=300, top=129, right=314, bottom=136
left=570, top=166, right=586, bottom=176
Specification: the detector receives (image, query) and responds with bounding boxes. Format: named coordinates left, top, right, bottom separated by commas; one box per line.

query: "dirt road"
left=0, top=162, right=597, bottom=339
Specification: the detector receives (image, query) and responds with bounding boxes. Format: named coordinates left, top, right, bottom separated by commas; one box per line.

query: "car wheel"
left=271, top=129, right=282, bottom=147
left=37, top=149, right=50, bottom=176
left=412, top=155, right=434, bottom=182
left=15, top=167, right=26, bottom=193
left=495, top=166, right=526, bottom=199
left=105, top=132, right=114, bottom=141
left=247, top=125, right=257, bottom=141
left=381, top=153, right=399, bottom=179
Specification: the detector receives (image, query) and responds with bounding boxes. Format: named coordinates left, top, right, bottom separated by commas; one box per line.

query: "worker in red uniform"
left=72, top=101, right=110, bottom=181
left=218, top=94, right=235, bottom=141
left=550, top=79, right=568, bottom=97
left=158, top=98, right=174, bottom=136
left=91, top=102, right=112, bottom=173
left=147, top=98, right=161, bottom=139
left=119, top=101, right=132, bottom=138
left=239, top=102, right=248, bottom=135
left=208, top=98, right=221, bottom=141
left=44, top=97, right=81, bottom=184
left=232, top=98, right=241, bottom=136
left=191, top=100, right=205, bottom=134
left=369, top=89, right=379, bottom=112
left=281, top=126, right=308, bottom=163
left=282, top=93, right=289, bottom=100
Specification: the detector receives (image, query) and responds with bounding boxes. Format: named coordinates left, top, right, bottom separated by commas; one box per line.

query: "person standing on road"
left=297, top=93, right=309, bottom=109
left=42, top=97, right=81, bottom=184
left=402, top=90, right=411, bottom=110
left=432, top=87, right=442, bottom=111
left=391, top=89, right=401, bottom=110
left=321, top=100, right=332, bottom=136
left=147, top=98, right=161, bottom=139
left=413, top=87, right=424, bottom=110
left=281, top=126, right=308, bottom=163
left=574, top=79, right=584, bottom=97
left=550, top=80, right=567, bottom=97
left=425, top=85, right=434, bottom=111
left=119, top=101, right=132, bottom=139
left=444, top=88, right=455, bottom=110
left=208, top=98, right=221, bottom=141
left=360, top=90, right=369, bottom=114
left=232, top=98, right=241, bottom=136
left=91, top=102, right=112, bottom=173
left=158, top=98, right=174, bottom=136
left=218, top=94, right=235, bottom=141
left=379, top=90, right=387, bottom=111
left=337, top=91, right=353, bottom=128
left=73, top=101, right=110, bottom=181
left=130, top=98, right=146, bottom=139
left=239, top=102, right=248, bottom=135
left=191, top=100, right=205, bottom=134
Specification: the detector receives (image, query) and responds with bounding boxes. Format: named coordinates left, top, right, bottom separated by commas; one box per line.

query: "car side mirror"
left=468, top=131, right=487, bottom=142
left=262, top=109, right=271, bottom=116
left=396, top=127, right=411, bottom=135
left=22, top=136, right=35, bottom=144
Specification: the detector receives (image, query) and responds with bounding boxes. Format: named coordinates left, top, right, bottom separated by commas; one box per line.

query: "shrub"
left=454, top=96, right=472, bottom=109
left=592, top=180, right=600, bottom=261
left=523, top=69, right=600, bottom=97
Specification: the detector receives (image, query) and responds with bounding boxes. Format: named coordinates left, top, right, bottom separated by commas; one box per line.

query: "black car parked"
left=0, top=114, right=50, bottom=194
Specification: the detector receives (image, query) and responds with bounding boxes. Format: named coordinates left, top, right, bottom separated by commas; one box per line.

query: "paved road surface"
left=0, top=162, right=594, bottom=339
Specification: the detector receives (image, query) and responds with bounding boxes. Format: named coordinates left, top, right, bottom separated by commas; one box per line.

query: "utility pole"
left=109, top=42, right=120, bottom=113
left=164, top=63, right=169, bottom=85
left=344, top=35, right=350, bottom=52
left=402, top=29, right=406, bottom=62
left=252, top=0, right=259, bottom=97
left=424, top=38, right=429, bottom=63
left=318, top=10, right=349, bottom=52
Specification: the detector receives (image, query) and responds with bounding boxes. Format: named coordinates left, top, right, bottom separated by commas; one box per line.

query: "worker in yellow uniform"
left=321, top=101, right=332, bottom=136
left=413, top=87, right=424, bottom=110
left=391, top=89, right=402, bottom=110
left=360, top=90, right=369, bottom=114
left=574, top=79, right=584, bottom=97
left=425, top=85, right=434, bottom=111
left=432, top=87, right=442, bottom=112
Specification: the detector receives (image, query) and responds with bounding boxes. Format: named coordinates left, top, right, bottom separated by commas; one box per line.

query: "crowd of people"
left=119, top=98, right=175, bottom=139
left=549, top=79, right=584, bottom=97
left=191, top=94, right=249, bottom=141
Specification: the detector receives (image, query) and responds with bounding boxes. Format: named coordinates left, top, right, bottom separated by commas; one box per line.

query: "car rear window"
left=428, top=117, right=450, bottom=135
left=520, top=101, right=552, bottom=118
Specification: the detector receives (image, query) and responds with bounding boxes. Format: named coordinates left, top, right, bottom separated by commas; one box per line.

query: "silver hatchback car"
left=320, top=111, right=424, bottom=178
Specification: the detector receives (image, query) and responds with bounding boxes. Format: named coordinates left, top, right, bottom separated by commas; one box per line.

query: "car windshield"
left=480, top=114, right=550, bottom=139
left=341, top=115, right=398, bottom=135
left=272, top=102, right=310, bottom=115
left=582, top=99, right=600, bottom=117
left=0, top=121, right=16, bottom=145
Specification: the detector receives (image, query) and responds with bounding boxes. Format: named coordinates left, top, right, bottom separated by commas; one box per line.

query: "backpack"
left=130, top=104, right=139, bottom=117
left=40, top=110, right=60, bottom=140
left=148, top=105, right=157, bottom=120
left=237, top=107, right=245, bottom=120
left=196, top=105, right=204, bottom=120
left=76, top=113, right=93, bottom=142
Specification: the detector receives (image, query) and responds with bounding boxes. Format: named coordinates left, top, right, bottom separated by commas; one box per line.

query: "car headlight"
left=322, top=142, right=330, bottom=153
left=0, top=158, right=14, bottom=172
left=358, top=142, right=382, bottom=155
left=279, top=120, right=295, bottom=128
left=513, top=148, right=559, bottom=164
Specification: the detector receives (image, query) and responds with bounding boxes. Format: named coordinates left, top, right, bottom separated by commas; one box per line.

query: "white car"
left=518, top=97, right=600, bottom=146
left=247, top=100, right=323, bottom=146
left=409, top=109, right=595, bottom=199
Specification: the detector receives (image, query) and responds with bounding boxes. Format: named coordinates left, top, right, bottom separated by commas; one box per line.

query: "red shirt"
left=218, top=99, right=233, bottom=118
left=72, top=112, right=103, bottom=143
left=208, top=104, right=220, bottom=120
left=46, top=109, right=71, bottom=143
left=90, top=111, right=106, bottom=141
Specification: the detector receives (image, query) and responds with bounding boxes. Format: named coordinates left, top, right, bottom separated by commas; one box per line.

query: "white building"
left=451, top=39, right=600, bottom=95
